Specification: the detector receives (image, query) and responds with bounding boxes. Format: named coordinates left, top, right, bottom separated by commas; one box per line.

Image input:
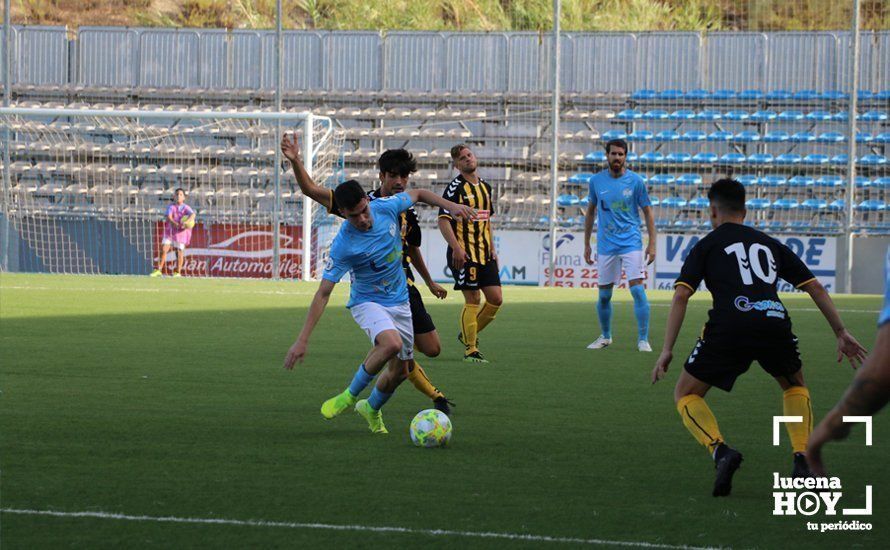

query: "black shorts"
left=683, top=329, right=802, bottom=392
left=408, top=284, right=436, bottom=335
left=446, top=249, right=501, bottom=291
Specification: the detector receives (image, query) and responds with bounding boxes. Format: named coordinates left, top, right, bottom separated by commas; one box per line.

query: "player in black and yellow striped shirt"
left=437, top=144, right=502, bottom=363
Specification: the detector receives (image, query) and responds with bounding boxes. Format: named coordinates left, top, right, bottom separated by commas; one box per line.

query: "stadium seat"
left=775, top=153, right=802, bottom=165
left=788, top=175, right=815, bottom=188
left=771, top=198, right=799, bottom=210
left=669, top=110, right=696, bottom=120
left=712, top=89, right=737, bottom=100
left=859, top=154, right=888, bottom=166
left=758, top=220, right=787, bottom=231
left=790, top=131, right=816, bottom=143
left=687, top=197, right=710, bottom=209
left=805, top=110, right=832, bottom=121
left=628, top=130, right=654, bottom=142
left=830, top=154, right=849, bottom=165
left=828, top=199, right=846, bottom=212
left=649, top=196, right=661, bottom=207
left=872, top=177, right=890, bottom=189
left=877, top=90, right=890, bottom=100
left=643, top=109, right=669, bottom=120
left=800, top=198, right=828, bottom=211
left=763, top=130, right=790, bottom=142
left=680, top=130, right=707, bottom=142
left=557, top=194, right=581, bottom=208
left=720, top=153, right=747, bottom=164
left=639, top=151, right=664, bottom=164
left=761, top=175, right=788, bottom=187
left=724, top=110, right=749, bottom=121
left=745, top=198, right=771, bottom=210
left=658, top=89, right=684, bottom=100
left=696, top=109, right=722, bottom=121
left=626, top=152, right=639, bottom=162
left=579, top=195, right=591, bottom=207
left=585, top=151, right=607, bottom=163
left=737, top=174, right=759, bottom=186
left=766, top=89, right=793, bottom=100
left=676, top=173, right=703, bottom=186
left=655, top=130, right=680, bottom=142
left=631, top=89, right=657, bottom=100
left=859, top=111, right=888, bottom=122
left=855, top=176, right=871, bottom=188
left=707, top=131, right=734, bottom=142
left=856, top=200, right=885, bottom=212
left=856, top=132, right=873, bottom=143
left=602, top=129, right=628, bottom=141
left=817, top=175, right=844, bottom=188
left=692, top=152, right=718, bottom=164
left=617, top=109, right=644, bottom=120
left=747, top=153, right=774, bottom=164
left=875, top=132, right=890, bottom=144
left=666, top=152, right=692, bottom=163
left=673, top=219, right=697, bottom=229
left=778, top=110, right=805, bottom=121
left=821, top=90, right=848, bottom=100
left=793, top=90, right=820, bottom=101
left=568, top=173, right=593, bottom=185
left=685, top=89, right=711, bottom=100
left=739, top=89, right=765, bottom=100
left=803, top=154, right=829, bottom=165
left=649, top=174, right=676, bottom=186
left=733, top=130, right=760, bottom=143
left=750, top=110, right=778, bottom=122
left=817, top=132, right=846, bottom=143
left=661, top=196, right=687, bottom=208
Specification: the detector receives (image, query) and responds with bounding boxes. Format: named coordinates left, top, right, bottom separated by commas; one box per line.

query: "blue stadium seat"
left=655, top=130, right=680, bottom=142
left=734, top=130, right=761, bottom=142
left=793, top=90, right=820, bottom=101
left=817, top=175, right=844, bottom=188
left=685, top=89, right=711, bottom=100
left=800, top=198, right=828, bottom=211
left=857, top=90, right=876, bottom=100
left=738, top=174, right=759, bottom=186
left=758, top=220, right=787, bottom=231
left=676, top=173, right=703, bottom=186
left=617, top=109, right=643, bottom=120
left=628, top=130, right=654, bottom=142
left=585, top=151, right=607, bottom=163
left=626, top=151, right=639, bottom=162
left=708, top=131, right=734, bottom=142
left=856, top=132, right=873, bottom=143
left=669, top=110, right=696, bottom=120
left=724, top=110, right=749, bottom=121
left=788, top=175, right=815, bottom=188
left=696, top=109, right=722, bottom=121
left=711, top=89, right=737, bottom=100
left=831, top=111, right=849, bottom=121
left=761, top=175, right=788, bottom=187
left=855, top=176, right=871, bottom=188
left=803, top=154, right=829, bottom=165
left=830, top=154, right=849, bottom=165
left=821, top=91, right=848, bottom=100
left=579, top=195, right=591, bottom=207
left=692, top=152, right=718, bottom=164
left=643, top=109, right=669, bottom=120
left=859, top=111, right=888, bottom=122
left=856, top=200, right=886, bottom=212
left=557, top=194, right=580, bottom=207
left=661, top=196, right=688, bottom=208
left=649, top=197, right=661, bottom=207
left=763, top=130, right=790, bottom=142
left=778, top=110, right=805, bottom=121
left=790, top=131, right=816, bottom=143
left=746, top=198, right=771, bottom=210
left=747, top=153, right=774, bottom=164
left=632, top=89, right=657, bottom=100
left=772, top=198, right=799, bottom=210
left=602, top=129, right=628, bottom=141
left=720, top=153, right=747, bottom=164
left=805, top=110, right=832, bottom=121
left=538, top=216, right=550, bottom=224
left=687, top=197, right=710, bottom=209
left=817, top=132, right=846, bottom=143
left=649, top=174, right=675, bottom=186
left=680, top=130, right=707, bottom=142
left=775, top=153, right=802, bottom=165
left=876, top=90, right=890, bottom=100
left=874, top=132, right=890, bottom=144
left=766, top=90, right=793, bottom=100
left=658, top=89, right=685, bottom=100
left=872, top=177, right=890, bottom=189
left=568, top=173, right=594, bottom=185
left=639, top=151, right=664, bottom=164
left=751, top=110, right=778, bottom=122
left=666, top=152, right=692, bottom=163
left=673, top=219, right=698, bottom=230
left=739, top=89, right=765, bottom=100
left=859, top=154, right=888, bottom=166
left=789, top=220, right=812, bottom=231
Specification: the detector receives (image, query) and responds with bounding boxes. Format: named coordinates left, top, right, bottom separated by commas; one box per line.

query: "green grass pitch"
left=1, top=273, right=886, bottom=548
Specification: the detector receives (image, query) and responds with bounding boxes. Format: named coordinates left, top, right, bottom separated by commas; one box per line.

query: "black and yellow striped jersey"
left=438, top=174, right=495, bottom=265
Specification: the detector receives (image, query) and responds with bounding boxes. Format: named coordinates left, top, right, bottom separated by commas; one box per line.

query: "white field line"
left=0, top=508, right=718, bottom=549
left=0, top=285, right=880, bottom=314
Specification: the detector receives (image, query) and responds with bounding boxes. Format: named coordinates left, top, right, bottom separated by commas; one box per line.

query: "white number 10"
left=724, top=242, right=777, bottom=285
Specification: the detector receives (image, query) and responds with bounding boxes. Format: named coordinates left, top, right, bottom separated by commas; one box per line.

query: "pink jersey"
left=164, top=203, right=195, bottom=245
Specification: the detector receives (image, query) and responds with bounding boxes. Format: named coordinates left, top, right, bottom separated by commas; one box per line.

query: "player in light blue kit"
left=583, top=138, right=657, bottom=352
left=808, top=246, right=889, bottom=475
left=283, top=180, right=475, bottom=434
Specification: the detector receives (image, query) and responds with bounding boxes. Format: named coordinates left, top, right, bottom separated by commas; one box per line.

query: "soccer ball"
left=182, top=217, right=195, bottom=229
left=409, top=409, right=452, bottom=447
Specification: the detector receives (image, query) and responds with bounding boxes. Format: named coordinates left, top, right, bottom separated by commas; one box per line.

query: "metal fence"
left=1, top=27, right=888, bottom=93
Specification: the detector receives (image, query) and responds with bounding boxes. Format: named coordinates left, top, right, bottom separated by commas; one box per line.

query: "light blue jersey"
left=322, top=192, right=414, bottom=308
left=587, top=169, right=651, bottom=255
left=881, top=246, right=890, bottom=327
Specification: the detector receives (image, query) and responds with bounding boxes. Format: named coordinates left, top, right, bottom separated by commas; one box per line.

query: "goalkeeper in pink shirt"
left=151, top=188, right=195, bottom=277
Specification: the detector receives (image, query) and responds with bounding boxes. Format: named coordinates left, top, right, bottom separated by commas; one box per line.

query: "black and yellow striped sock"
left=407, top=361, right=444, bottom=401
left=677, top=394, right=724, bottom=456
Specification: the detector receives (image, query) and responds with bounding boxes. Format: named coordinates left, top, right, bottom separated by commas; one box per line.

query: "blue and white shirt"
left=880, top=246, right=890, bottom=327
left=587, top=169, right=651, bottom=256
left=322, top=192, right=414, bottom=308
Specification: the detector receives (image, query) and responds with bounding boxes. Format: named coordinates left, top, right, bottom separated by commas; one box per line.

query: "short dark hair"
left=333, top=180, right=366, bottom=211
left=450, top=144, right=470, bottom=160
left=377, top=149, right=417, bottom=176
left=604, top=139, right=628, bottom=154
left=174, top=187, right=185, bottom=195
left=707, top=178, right=746, bottom=213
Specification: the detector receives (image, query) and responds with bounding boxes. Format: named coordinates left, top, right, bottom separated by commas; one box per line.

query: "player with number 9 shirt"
left=650, top=178, right=868, bottom=498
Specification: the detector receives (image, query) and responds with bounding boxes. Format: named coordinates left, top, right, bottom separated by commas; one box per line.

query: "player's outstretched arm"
left=408, top=189, right=476, bottom=220
left=583, top=200, right=596, bottom=265
left=652, top=284, right=694, bottom=383
left=801, top=280, right=868, bottom=368
left=808, top=324, right=890, bottom=475
left=407, top=245, right=447, bottom=299
left=284, top=278, right=336, bottom=370
left=280, top=132, right=334, bottom=211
